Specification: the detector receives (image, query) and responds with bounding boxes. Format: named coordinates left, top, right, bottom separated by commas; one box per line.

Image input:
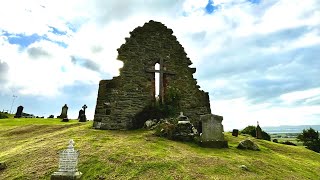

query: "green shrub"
left=297, top=128, right=320, bottom=153
left=132, top=88, right=181, bottom=129
left=164, top=86, right=181, bottom=108
left=154, top=121, right=176, bottom=139
left=240, top=125, right=271, bottom=141
left=241, top=126, right=256, bottom=137
left=132, top=102, right=179, bottom=129
left=0, top=112, right=9, bottom=119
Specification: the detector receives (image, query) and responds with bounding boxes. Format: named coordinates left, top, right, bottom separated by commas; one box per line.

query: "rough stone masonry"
left=93, top=20, right=211, bottom=130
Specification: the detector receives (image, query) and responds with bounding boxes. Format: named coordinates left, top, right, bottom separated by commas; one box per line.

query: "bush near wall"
left=241, top=125, right=271, bottom=141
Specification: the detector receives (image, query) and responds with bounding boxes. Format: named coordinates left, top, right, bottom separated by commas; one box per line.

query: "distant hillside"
left=0, top=118, right=320, bottom=179
left=262, top=125, right=320, bottom=134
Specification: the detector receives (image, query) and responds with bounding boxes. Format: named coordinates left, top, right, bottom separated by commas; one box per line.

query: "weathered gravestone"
left=199, top=114, right=228, bottom=148
left=256, top=121, right=262, bottom=139
left=93, top=20, right=211, bottom=130
left=174, top=112, right=197, bottom=141
left=78, top=109, right=84, bottom=120
left=232, top=129, right=239, bottom=137
left=78, top=104, right=87, bottom=122
left=14, top=106, right=23, bottom=118
left=57, top=104, right=68, bottom=119
left=48, top=115, right=54, bottom=118
left=51, top=139, right=82, bottom=180
left=62, top=118, right=69, bottom=122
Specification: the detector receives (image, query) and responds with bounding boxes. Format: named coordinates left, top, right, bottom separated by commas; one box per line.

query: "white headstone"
left=51, top=139, right=82, bottom=179
left=58, top=139, right=79, bottom=172
left=177, top=112, right=190, bottom=124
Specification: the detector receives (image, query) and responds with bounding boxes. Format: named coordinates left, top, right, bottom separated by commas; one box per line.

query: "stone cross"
left=146, top=58, right=175, bottom=104
left=51, top=139, right=82, bottom=179
left=79, top=104, right=87, bottom=122
left=82, top=104, right=87, bottom=114
left=256, top=121, right=262, bottom=139
left=58, top=139, right=78, bottom=172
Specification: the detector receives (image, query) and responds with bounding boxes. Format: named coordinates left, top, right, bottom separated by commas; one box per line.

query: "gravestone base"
left=199, top=140, right=228, bottom=148
left=51, top=171, right=82, bottom=180
left=61, top=118, right=69, bottom=122
left=79, top=115, right=87, bottom=122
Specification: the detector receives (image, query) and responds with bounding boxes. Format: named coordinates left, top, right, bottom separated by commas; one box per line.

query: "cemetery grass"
left=0, top=119, right=319, bottom=180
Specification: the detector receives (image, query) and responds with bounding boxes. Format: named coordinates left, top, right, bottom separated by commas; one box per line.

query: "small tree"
left=241, top=126, right=256, bottom=137
left=297, top=128, right=320, bottom=153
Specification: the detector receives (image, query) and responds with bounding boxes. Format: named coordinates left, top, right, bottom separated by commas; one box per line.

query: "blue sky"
left=0, top=0, right=319, bottom=130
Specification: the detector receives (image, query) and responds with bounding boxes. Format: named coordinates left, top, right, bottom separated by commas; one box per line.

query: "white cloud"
left=0, top=0, right=319, bottom=127
left=213, top=97, right=320, bottom=131
left=280, top=88, right=320, bottom=104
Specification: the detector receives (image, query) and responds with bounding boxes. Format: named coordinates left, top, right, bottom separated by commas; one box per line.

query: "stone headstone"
left=77, top=109, right=84, bottom=119
left=57, top=104, right=68, bottom=119
left=232, top=129, right=239, bottom=137
left=237, top=139, right=260, bottom=151
left=14, top=106, right=23, bottom=118
left=174, top=122, right=196, bottom=141
left=173, top=113, right=197, bottom=141
left=51, top=139, right=82, bottom=180
left=256, top=122, right=262, bottom=139
left=79, top=114, right=86, bottom=122
left=199, top=114, right=228, bottom=148
left=78, top=104, right=87, bottom=122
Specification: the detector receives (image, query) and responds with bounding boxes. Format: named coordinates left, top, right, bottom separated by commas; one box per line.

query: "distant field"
left=270, top=133, right=303, bottom=146
left=263, top=125, right=320, bottom=134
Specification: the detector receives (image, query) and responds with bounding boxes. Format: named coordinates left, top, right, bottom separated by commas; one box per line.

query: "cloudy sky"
left=0, top=0, right=319, bottom=130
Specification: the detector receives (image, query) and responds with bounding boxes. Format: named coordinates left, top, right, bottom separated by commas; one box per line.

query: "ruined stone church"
left=93, top=20, right=211, bottom=130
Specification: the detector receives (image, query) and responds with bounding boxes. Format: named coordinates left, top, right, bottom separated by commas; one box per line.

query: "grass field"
left=270, top=133, right=304, bottom=146
left=0, top=118, right=320, bottom=179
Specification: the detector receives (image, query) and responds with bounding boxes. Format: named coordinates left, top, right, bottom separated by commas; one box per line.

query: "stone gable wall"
left=94, top=20, right=211, bottom=130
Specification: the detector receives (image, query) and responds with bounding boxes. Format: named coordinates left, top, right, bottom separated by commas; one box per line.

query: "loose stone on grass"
left=240, top=165, right=249, bottom=171
left=0, top=162, right=7, bottom=171
left=237, top=139, right=260, bottom=151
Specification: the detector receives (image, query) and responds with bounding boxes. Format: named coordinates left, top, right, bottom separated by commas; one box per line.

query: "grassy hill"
left=0, top=118, right=319, bottom=179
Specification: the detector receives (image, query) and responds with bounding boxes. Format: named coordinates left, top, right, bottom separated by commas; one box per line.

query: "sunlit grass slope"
left=0, top=118, right=319, bottom=179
